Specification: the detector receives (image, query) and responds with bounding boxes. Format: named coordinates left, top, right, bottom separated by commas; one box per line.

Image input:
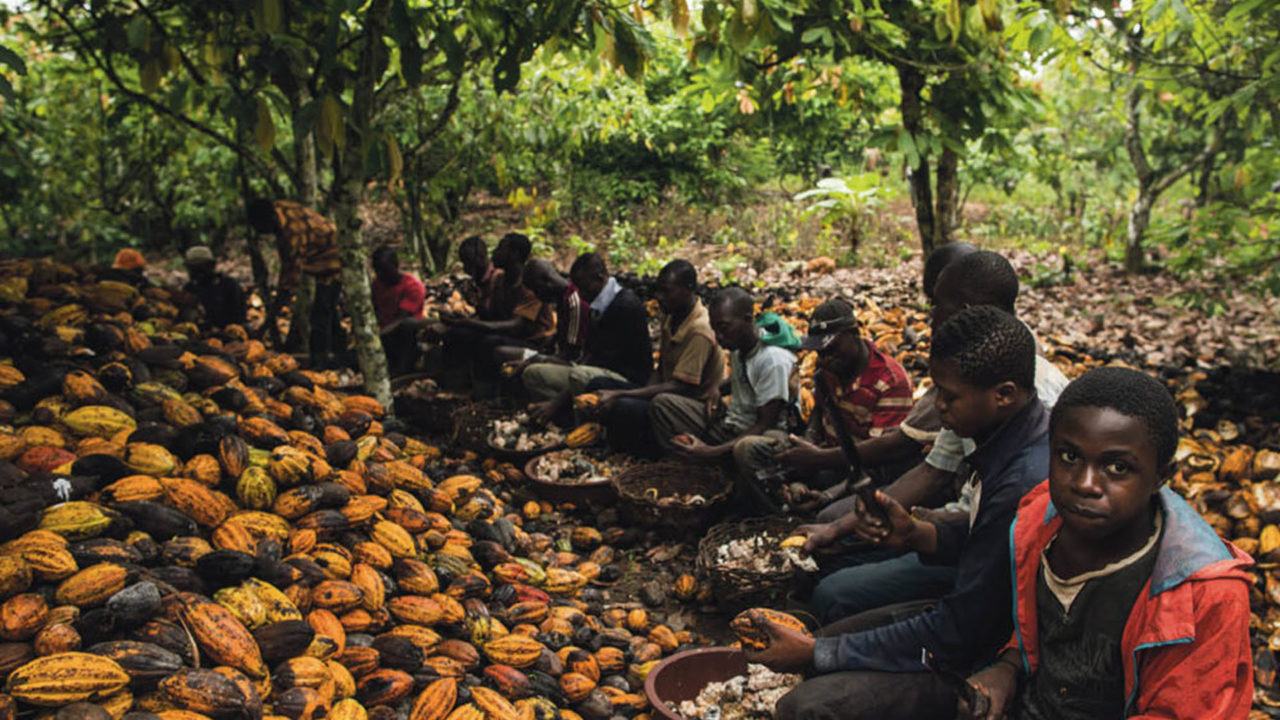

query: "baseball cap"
left=799, top=298, right=858, bottom=351
left=185, top=246, right=215, bottom=266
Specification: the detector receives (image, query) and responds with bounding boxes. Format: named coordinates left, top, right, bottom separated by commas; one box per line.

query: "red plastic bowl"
left=644, top=647, right=749, bottom=720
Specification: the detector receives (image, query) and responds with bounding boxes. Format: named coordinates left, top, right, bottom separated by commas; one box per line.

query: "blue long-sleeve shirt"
left=813, top=397, right=1050, bottom=675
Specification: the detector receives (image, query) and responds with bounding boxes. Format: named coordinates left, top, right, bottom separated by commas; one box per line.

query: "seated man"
left=523, top=253, right=652, bottom=424
left=183, top=246, right=247, bottom=330
left=734, top=298, right=913, bottom=509
left=514, top=259, right=589, bottom=363
left=652, top=287, right=795, bottom=464
left=803, top=250, right=1069, bottom=623
left=964, top=367, right=1253, bottom=720
left=585, top=259, right=723, bottom=459
left=747, top=306, right=1050, bottom=720
left=440, top=233, right=554, bottom=392
left=370, top=245, right=427, bottom=377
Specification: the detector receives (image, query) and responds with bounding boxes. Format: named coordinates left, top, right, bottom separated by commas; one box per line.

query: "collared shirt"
left=816, top=339, right=914, bottom=443
left=275, top=200, right=341, bottom=291
left=813, top=397, right=1050, bottom=676
left=658, top=299, right=723, bottom=399
left=589, top=276, right=623, bottom=315
left=371, top=272, right=426, bottom=329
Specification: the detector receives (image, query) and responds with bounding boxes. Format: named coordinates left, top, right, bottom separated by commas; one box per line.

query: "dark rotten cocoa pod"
left=112, top=501, right=198, bottom=541
left=130, top=619, right=196, bottom=665
left=195, top=550, right=257, bottom=588
left=106, top=581, right=162, bottom=628
left=370, top=635, right=422, bottom=671
left=54, top=702, right=110, bottom=720
left=72, top=538, right=144, bottom=567
left=253, top=620, right=315, bottom=664
left=88, top=640, right=185, bottom=687
left=0, top=642, right=34, bottom=676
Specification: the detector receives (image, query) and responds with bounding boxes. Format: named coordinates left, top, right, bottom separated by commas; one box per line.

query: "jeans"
left=381, top=322, right=420, bottom=377
left=775, top=600, right=958, bottom=720
left=810, top=551, right=957, bottom=625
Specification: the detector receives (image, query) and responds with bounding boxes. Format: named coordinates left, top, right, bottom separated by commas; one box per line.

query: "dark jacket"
left=584, top=286, right=652, bottom=385
left=812, top=396, right=1050, bottom=675
left=186, top=273, right=247, bottom=329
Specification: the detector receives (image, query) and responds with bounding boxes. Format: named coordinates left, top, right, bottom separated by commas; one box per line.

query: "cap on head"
left=800, top=298, right=857, bottom=351
left=185, top=246, right=215, bottom=267
left=112, top=249, right=147, bottom=270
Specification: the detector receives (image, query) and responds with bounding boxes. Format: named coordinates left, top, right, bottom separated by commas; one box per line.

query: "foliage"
left=794, top=172, right=894, bottom=262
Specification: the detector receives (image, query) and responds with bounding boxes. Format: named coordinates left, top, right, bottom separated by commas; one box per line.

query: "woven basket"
left=392, top=374, right=471, bottom=435
left=697, top=516, right=811, bottom=613
left=613, top=462, right=731, bottom=531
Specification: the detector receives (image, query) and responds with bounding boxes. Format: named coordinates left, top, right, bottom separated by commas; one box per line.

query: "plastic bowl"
left=523, top=454, right=617, bottom=505
left=644, top=647, right=749, bottom=720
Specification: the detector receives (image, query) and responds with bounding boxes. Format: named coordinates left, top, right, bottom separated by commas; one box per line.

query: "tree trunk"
left=1122, top=82, right=1225, bottom=274
left=896, top=64, right=936, bottom=256
left=286, top=275, right=314, bottom=354
left=935, top=147, right=960, bottom=244
left=330, top=0, right=393, bottom=409
left=292, top=87, right=319, bottom=207
left=1126, top=184, right=1154, bottom=273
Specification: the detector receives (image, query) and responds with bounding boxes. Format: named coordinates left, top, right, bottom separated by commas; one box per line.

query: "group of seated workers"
left=417, top=238, right=1253, bottom=719
left=115, top=227, right=1253, bottom=718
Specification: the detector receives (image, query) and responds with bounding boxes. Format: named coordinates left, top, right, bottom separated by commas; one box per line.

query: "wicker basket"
left=392, top=374, right=471, bottom=435
left=613, top=462, right=732, bottom=531
left=696, top=516, right=812, bottom=613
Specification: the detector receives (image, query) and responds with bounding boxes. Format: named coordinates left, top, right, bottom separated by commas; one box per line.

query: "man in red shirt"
left=735, top=298, right=915, bottom=510
left=371, top=245, right=426, bottom=377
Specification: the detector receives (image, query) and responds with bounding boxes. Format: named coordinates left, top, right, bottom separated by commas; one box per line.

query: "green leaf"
left=801, top=26, right=833, bottom=46
left=897, top=129, right=920, bottom=169
left=0, top=45, right=26, bottom=75
left=0, top=73, right=12, bottom=103
left=126, top=15, right=149, bottom=51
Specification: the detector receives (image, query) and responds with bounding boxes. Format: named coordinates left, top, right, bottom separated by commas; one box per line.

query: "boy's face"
left=571, top=269, right=606, bottom=303
left=710, top=305, right=754, bottom=351
left=460, top=249, right=487, bottom=279
left=1049, top=405, right=1165, bottom=541
left=929, top=357, right=1011, bottom=439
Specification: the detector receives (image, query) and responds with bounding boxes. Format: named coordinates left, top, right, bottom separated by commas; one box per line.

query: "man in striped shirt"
left=734, top=298, right=914, bottom=509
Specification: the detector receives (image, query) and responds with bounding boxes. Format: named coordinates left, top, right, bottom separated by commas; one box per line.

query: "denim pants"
left=810, top=551, right=957, bottom=625
left=775, top=600, right=959, bottom=720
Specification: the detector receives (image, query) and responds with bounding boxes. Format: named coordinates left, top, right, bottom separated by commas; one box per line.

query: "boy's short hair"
left=570, top=252, right=607, bottom=278
left=458, top=235, right=487, bottom=261
left=500, top=233, right=532, bottom=264
left=923, top=242, right=977, bottom=300
left=1050, top=366, right=1179, bottom=467
left=372, top=245, right=398, bottom=268
left=938, top=250, right=1019, bottom=314
left=931, top=305, right=1035, bottom=390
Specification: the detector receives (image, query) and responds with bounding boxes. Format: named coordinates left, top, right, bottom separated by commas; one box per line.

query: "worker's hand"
left=527, top=400, right=556, bottom=426
left=671, top=433, right=718, bottom=460
left=774, top=435, right=829, bottom=472
left=794, top=522, right=839, bottom=554
left=958, top=661, right=1017, bottom=720
left=852, top=491, right=917, bottom=548
left=741, top=622, right=816, bottom=674
left=596, top=389, right=622, bottom=409
left=704, top=394, right=722, bottom=420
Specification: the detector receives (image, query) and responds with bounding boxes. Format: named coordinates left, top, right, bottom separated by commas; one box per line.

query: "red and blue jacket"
left=1006, top=481, right=1254, bottom=719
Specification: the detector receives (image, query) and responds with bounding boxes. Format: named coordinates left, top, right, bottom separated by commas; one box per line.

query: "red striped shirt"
left=818, top=339, right=914, bottom=441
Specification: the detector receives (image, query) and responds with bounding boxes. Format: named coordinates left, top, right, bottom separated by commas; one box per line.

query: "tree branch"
left=38, top=0, right=285, bottom=197
left=1151, top=118, right=1225, bottom=195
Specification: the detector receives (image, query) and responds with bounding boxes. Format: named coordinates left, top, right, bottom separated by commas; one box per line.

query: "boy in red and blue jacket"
left=964, top=366, right=1254, bottom=720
